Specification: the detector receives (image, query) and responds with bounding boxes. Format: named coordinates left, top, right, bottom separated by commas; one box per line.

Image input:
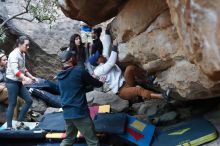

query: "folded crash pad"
left=94, top=113, right=127, bottom=134
left=38, top=112, right=65, bottom=132
left=152, top=118, right=218, bottom=146
left=119, top=115, right=155, bottom=146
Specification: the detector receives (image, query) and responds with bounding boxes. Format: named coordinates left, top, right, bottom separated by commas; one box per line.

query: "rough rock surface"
left=167, top=0, right=220, bottom=81
left=86, top=90, right=129, bottom=112
left=58, top=0, right=128, bottom=26
left=117, top=9, right=217, bottom=99
left=31, top=97, right=47, bottom=113
left=110, top=0, right=168, bottom=42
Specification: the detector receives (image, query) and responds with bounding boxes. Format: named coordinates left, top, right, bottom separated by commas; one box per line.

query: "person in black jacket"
left=91, top=27, right=103, bottom=55
left=57, top=50, right=103, bottom=146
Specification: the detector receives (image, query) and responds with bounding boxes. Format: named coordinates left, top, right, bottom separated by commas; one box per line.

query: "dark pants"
left=61, top=116, right=99, bottom=146
left=6, top=79, right=33, bottom=128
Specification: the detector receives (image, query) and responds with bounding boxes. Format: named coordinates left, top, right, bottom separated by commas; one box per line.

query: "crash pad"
left=0, top=120, right=45, bottom=139
left=93, top=113, right=127, bottom=134
left=152, top=118, right=218, bottom=146
left=119, top=115, right=155, bottom=146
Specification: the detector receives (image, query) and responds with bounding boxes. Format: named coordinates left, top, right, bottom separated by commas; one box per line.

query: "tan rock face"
left=110, top=0, right=168, bottom=42
left=58, top=0, right=127, bottom=26
left=167, top=0, right=220, bottom=81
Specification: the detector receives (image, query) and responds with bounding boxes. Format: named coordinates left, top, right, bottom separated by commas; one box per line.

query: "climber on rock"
left=88, top=40, right=171, bottom=101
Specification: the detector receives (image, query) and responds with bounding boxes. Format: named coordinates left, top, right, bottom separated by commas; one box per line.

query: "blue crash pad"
left=119, top=115, right=155, bottom=146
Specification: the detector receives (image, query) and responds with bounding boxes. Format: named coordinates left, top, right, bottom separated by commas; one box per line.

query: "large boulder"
left=116, top=8, right=219, bottom=99
left=58, top=0, right=128, bottom=26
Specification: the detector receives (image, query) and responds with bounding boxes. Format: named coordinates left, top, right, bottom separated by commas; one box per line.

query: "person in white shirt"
left=88, top=40, right=170, bottom=101
left=6, top=36, right=36, bottom=130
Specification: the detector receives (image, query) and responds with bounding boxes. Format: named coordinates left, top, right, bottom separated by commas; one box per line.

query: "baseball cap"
left=59, top=50, right=76, bottom=63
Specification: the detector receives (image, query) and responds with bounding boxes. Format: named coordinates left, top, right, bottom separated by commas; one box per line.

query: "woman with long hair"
left=6, top=36, right=36, bottom=130
left=69, top=34, right=89, bottom=67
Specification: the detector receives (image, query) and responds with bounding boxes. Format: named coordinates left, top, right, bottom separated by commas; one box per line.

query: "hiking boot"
left=162, top=88, right=171, bottom=102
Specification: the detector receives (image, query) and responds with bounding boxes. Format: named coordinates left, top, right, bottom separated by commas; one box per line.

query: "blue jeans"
left=6, top=78, right=33, bottom=128
left=31, top=88, right=61, bottom=108
left=25, top=78, right=60, bottom=95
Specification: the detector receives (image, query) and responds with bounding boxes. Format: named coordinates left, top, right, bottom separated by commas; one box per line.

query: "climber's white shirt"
left=94, top=51, right=124, bottom=94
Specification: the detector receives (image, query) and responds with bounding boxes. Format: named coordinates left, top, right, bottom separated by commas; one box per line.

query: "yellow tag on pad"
left=98, top=105, right=110, bottom=113
left=130, top=120, right=146, bottom=132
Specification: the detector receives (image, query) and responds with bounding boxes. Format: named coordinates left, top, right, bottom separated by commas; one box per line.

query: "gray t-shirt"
left=6, top=48, right=26, bottom=82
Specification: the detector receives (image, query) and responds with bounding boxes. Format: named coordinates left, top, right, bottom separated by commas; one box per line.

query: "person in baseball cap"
left=57, top=44, right=103, bottom=146
left=59, top=50, right=76, bottom=63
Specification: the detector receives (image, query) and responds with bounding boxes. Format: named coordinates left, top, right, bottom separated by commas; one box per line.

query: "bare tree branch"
left=0, top=0, right=32, bottom=28
left=14, top=17, right=35, bottom=22
left=25, top=0, right=31, bottom=11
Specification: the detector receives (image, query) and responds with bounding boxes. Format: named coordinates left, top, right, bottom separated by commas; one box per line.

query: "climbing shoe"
left=162, top=88, right=171, bottom=102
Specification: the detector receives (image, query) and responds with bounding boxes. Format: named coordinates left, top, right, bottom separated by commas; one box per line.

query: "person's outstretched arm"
left=94, top=45, right=118, bottom=76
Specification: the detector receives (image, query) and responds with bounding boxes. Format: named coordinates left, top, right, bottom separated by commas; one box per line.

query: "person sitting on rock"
left=88, top=40, right=170, bottom=101
left=0, top=51, right=24, bottom=121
